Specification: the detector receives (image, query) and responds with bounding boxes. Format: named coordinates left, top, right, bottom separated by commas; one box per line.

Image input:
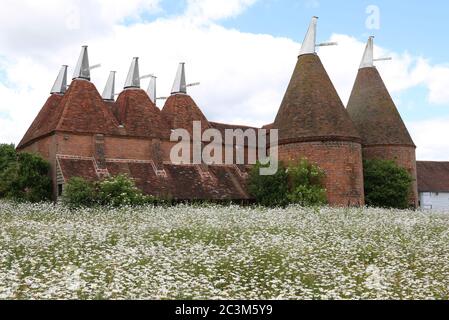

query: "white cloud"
left=185, top=0, right=257, bottom=22
left=0, top=0, right=449, bottom=161
left=320, top=34, right=449, bottom=107
left=409, top=118, right=449, bottom=161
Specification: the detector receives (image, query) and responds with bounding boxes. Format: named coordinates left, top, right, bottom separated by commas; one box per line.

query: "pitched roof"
left=57, top=156, right=251, bottom=200
left=57, top=79, right=121, bottom=135
left=18, top=79, right=122, bottom=148
left=417, top=161, right=449, bottom=192
left=162, top=94, right=211, bottom=135
left=347, top=67, right=415, bottom=147
left=115, top=88, right=171, bottom=139
left=210, top=122, right=257, bottom=135
left=273, top=54, right=361, bottom=143
left=18, top=94, right=64, bottom=148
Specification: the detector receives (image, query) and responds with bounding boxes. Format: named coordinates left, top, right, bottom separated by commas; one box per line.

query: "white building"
left=417, top=161, right=449, bottom=211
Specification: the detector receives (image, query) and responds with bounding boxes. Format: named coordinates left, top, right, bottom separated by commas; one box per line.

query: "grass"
left=0, top=201, right=449, bottom=300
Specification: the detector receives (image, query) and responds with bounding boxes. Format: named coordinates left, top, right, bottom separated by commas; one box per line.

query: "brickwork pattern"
left=363, top=145, right=418, bottom=208
left=278, top=141, right=365, bottom=206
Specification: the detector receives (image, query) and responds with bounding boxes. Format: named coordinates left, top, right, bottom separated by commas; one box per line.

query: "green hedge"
left=63, top=174, right=158, bottom=208
left=363, top=159, right=413, bottom=209
left=248, top=159, right=327, bottom=207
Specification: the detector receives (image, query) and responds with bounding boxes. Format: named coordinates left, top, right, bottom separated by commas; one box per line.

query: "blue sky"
left=222, top=0, right=449, bottom=124
left=153, top=0, right=449, bottom=64
left=0, top=0, right=448, bottom=160
left=151, top=0, right=449, bottom=124
left=221, top=0, right=449, bottom=63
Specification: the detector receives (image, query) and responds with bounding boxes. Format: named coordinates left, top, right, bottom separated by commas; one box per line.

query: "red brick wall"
left=56, top=133, right=93, bottom=157
left=20, top=135, right=58, bottom=199
left=104, top=136, right=152, bottom=160
left=278, top=141, right=365, bottom=206
left=363, top=145, right=418, bottom=208
left=20, top=135, right=53, bottom=161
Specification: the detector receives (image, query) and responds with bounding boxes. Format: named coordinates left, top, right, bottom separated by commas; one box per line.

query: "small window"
left=58, top=184, right=63, bottom=197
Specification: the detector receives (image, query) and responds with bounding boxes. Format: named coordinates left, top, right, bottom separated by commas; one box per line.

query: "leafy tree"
left=248, top=159, right=328, bottom=208
left=287, top=159, right=327, bottom=206
left=248, top=161, right=289, bottom=207
left=62, top=177, right=97, bottom=208
left=0, top=152, right=52, bottom=202
left=363, top=159, right=413, bottom=209
left=0, top=144, right=16, bottom=172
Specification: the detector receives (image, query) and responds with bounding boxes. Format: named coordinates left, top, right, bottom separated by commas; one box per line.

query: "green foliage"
left=248, top=162, right=289, bottom=207
left=287, top=159, right=327, bottom=207
left=0, top=144, right=16, bottom=172
left=97, top=174, right=150, bottom=207
left=63, top=174, right=157, bottom=208
left=363, top=159, right=413, bottom=209
left=62, top=177, right=97, bottom=208
left=0, top=148, right=52, bottom=203
left=248, top=159, right=328, bottom=207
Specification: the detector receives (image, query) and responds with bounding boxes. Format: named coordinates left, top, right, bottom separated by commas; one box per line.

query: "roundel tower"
left=347, top=37, right=418, bottom=208
left=273, top=17, right=365, bottom=206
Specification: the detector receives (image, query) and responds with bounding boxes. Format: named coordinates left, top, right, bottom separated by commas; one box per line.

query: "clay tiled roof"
left=274, top=54, right=360, bottom=144
left=58, top=158, right=98, bottom=182
left=104, top=100, right=119, bottom=123
left=417, top=161, right=449, bottom=192
left=58, top=157, right=250, bottom=200
left=162, top=94, right=211, bottom=135
left=210, top=122, right=257, bottom=134
left=347, top=67, right=415, bottom=147
left=19, top=80, right=123, bottom=149
left=18, top=94, right=64, bottom=148
left=115, top=89, right=171, bottom=139
left=55, top=80, right=121, bottom=135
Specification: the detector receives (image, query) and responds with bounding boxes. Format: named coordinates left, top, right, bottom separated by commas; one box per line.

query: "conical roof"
left=55, top=79, right=121, bottom=135
left=162, top=63, right=210, bottom=135
left=115, top=88, right=171, bottom=139
left=274, top=53, right=361, bottom=143
left=162, top=94, right=211, bottom=135
left=346, top=66, right=415, bottom=147
left=18, top=79, right=121, bottom=148
left=18, top=94, right=64, bottom=148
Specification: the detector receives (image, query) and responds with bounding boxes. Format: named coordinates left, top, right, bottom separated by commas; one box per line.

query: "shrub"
left=0, top=151, right=52, bottom=202
left=248, top=159, right=327, bottom=207
left=0, top=144, right=16, bottom=172
left=0, top=144, right=18, bottom=198
left=248, top=161, right=289, bottom=207
left=363, top=159, right=413, bottom=209
left=62, top=177, right=97, bottom=208
left=286, top=159, right=327, bottom=206
left=63, top=175, right=155, bottom=208
left=97, top=174, right=151, bottom=207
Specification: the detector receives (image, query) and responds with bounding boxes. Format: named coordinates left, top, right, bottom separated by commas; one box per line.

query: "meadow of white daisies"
left=0, top=201, right=449, bottom=300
